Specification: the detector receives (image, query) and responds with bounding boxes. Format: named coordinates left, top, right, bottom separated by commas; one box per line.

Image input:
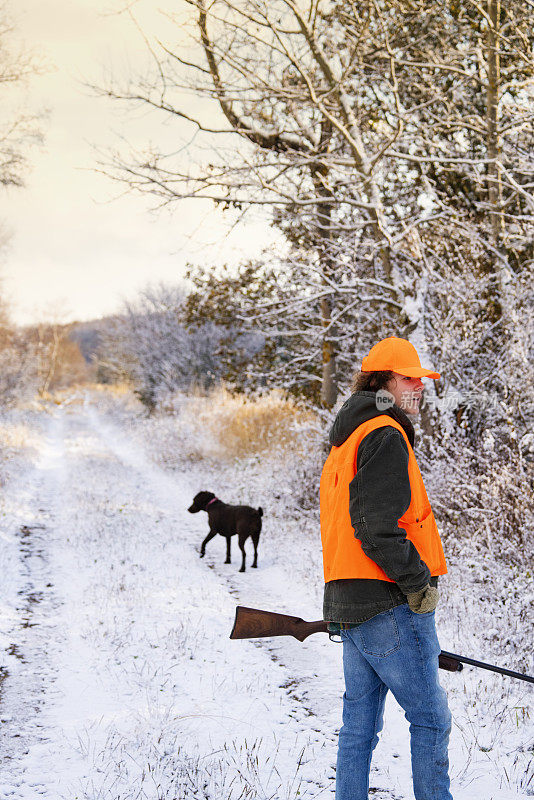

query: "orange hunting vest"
left=320, top=415, right=447, bottom=583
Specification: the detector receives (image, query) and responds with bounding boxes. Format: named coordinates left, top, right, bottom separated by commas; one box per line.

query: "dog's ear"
left=200, top=491, right=216, bottom=505
left=191, top=490, right=215, bottom=511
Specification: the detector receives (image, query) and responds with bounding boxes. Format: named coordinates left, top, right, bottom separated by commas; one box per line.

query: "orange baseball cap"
left=361, top=337, right=440, bottom=379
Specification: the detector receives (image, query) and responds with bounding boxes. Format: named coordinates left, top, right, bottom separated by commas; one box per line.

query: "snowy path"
left=0, top=402, right=531, bottom=799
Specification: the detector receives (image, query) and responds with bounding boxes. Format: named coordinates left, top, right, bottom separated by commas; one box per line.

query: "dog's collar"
left=206, top=497, right=219, bottom=508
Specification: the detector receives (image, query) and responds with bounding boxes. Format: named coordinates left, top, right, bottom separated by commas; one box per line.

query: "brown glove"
left=406, top=584, right=439, bottom=614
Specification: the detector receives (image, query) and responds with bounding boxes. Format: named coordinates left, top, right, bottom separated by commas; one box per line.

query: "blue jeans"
left=336, top=603, right=453, bottom=800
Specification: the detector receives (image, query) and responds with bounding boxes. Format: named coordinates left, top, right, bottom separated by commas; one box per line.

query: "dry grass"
left=0, top=421, right=32, bottom=450
left=49, top=382, right=134, bottom=403
left=178, top=386, right=319, bottom=461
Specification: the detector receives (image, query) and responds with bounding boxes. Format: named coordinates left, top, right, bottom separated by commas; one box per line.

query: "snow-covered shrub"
left=0, top=335, right=40, bottom=408
left=423, top=435, right=533, bottom=559
left=97, top=284, right=224, bottom=410
left=406, top=239, right=534, bottom=574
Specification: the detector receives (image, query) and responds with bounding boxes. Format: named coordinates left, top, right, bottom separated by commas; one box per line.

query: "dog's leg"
left=200, top=529, right=217, bottom=558
left=225, top=536, right=231, bottom=564
left=251, top=532, right=260, bottom=568
left=237, top=533, right=247, bottom=572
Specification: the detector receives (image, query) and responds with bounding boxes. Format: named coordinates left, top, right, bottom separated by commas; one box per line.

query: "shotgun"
left=230, top=605, right=534, bottom=684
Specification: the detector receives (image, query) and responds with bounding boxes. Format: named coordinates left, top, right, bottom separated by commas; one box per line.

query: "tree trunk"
left=486, top=0, right=504, bottom=244
left=320, top=295, right=337, bottom=407
left=40, top=326, right=61, bottom=396
left=312, top=139, right=338, bottom=408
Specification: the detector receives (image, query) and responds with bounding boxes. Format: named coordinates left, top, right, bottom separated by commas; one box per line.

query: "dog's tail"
left=258, top=507, right=263, bottom=517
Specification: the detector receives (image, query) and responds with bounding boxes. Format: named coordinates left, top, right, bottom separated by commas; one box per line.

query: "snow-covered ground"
left=0, top=393, right=532, bottom=799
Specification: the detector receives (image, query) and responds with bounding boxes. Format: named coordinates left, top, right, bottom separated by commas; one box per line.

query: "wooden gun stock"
left=230, top=605, right=329, bottom=642
left=229, top=605, right=463, bottom=672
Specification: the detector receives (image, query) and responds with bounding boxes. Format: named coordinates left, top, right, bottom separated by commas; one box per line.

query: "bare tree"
left=0, top=1, right=45, bottom=187
left=95, top=0, right=436, bottom=406
left=0, top=286, right=40, bottom=406
left=30, top=325, right=90, bottom=393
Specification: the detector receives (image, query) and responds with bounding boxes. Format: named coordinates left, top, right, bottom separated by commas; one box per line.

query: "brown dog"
left=188, top=491, right=262, bottom=572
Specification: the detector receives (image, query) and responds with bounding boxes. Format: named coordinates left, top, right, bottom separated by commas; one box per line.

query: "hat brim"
left=395, top=367, right=441, bottom=379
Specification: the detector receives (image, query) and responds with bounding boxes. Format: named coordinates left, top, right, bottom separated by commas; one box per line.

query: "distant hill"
left=68, top=316, right=117, bottom=364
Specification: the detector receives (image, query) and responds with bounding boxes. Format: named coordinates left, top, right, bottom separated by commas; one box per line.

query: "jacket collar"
left=328, top=391, right=415, bottom=448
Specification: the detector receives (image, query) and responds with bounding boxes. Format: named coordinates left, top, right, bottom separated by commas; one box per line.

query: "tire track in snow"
left=0, top=410, right=68, bottom=797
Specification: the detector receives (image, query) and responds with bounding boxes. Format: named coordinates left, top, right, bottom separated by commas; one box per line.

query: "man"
left=320, top=336, right=453, bottom=800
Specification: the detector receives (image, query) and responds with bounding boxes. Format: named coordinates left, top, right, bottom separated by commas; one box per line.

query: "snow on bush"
left=0, top=340, right=40, bottom=409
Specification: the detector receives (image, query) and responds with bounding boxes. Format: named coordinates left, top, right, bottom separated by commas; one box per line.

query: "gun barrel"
left=440, top=650, right=534, bottom=684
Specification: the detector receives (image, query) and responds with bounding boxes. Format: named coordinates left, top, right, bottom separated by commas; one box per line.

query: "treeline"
left=0, top=281, right=268, bottom=409
left=94, top=282, right=263, bottom=409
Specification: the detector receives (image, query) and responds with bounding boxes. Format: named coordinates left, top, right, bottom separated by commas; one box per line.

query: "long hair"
left=351, top=370, right=394, bottom=393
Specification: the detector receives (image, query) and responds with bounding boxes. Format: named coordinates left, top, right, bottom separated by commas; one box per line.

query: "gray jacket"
left=323, top=391, right=438, bottom=625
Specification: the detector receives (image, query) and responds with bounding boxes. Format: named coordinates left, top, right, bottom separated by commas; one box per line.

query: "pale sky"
left=2, top=0, right=277, bottom=325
